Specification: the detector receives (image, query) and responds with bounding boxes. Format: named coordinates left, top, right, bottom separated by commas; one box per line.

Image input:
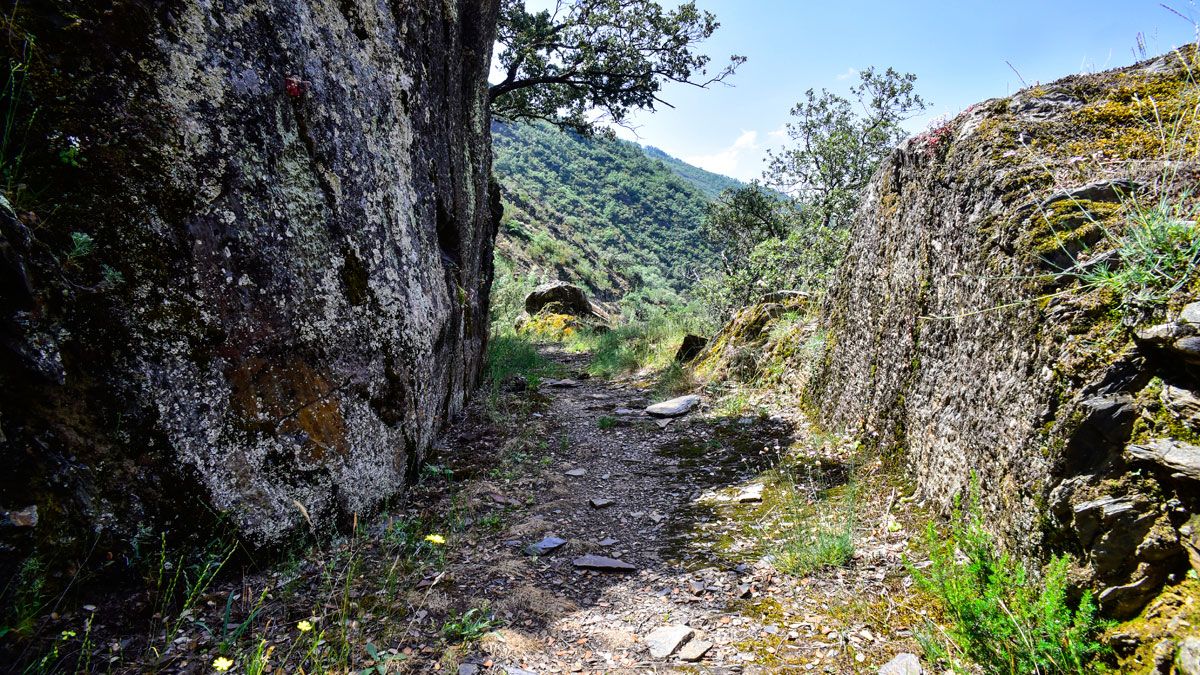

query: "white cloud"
left=835, top=67, right=858, bottom=81
left=683, top=130, right=761, bottom=180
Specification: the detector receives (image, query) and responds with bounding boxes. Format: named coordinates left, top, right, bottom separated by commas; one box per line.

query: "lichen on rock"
left=0, top=0, right=501, bottom=585
left=808, top=46, right=1200, bottom=617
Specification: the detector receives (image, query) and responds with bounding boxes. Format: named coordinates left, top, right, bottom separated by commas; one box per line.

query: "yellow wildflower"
left=212, top=656, right=234, bottom=672
left=424, top=534, right=446, bottom=545
left=297, top=619, right=314, bottom=633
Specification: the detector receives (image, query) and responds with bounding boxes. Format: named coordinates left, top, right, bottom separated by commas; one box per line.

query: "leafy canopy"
left=491, top=0, right=744, bottom=134
left=696, top=67, right=926, bottom=320
left=766, top=67, right=927, bottom=229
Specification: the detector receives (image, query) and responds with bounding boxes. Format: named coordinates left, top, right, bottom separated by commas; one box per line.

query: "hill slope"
left=642, top=145, right=745, bottom=199
left=492, top=121, right=740, bottom=307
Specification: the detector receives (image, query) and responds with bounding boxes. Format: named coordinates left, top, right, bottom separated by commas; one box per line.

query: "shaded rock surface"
left=806, top=46, right=1200, bottom=616
left=525, top=281, right=597, bottom=318
left=674, top=334, right=708, bottom=363
left=0, top=0, right=501, bottom=582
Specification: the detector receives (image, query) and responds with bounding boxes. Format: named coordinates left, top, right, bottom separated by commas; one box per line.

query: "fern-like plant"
left=910, top=479, right=1109, bottom=674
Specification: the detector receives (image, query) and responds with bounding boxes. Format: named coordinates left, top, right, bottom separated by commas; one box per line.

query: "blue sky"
left=510, top=1, right=1199, bottom=181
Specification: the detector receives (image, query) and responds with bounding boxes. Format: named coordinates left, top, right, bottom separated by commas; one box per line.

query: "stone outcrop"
left=516, top=280, right=611, bottom=338
left=0, top=0, right=500, bottom=581
left=808, top=47, right=1200, bottom=617
left=693, top=294, right=816, bottom=391
left=525, top=280, right=599, bottom=317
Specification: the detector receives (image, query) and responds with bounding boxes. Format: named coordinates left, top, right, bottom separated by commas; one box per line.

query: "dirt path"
left=425, top=346, right=925, bottom=674
left=27, top=346, right=924, bottom=674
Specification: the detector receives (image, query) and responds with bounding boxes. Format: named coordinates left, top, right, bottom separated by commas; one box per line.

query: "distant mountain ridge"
left=491, top=121, right=741, bottom=305
left=640, top=145, right=745, bottom=199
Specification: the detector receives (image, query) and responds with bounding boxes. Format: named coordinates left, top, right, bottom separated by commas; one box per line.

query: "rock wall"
left=0, top=0, right=500, bottom=580
left=810, top=47, right=1200, bottom=617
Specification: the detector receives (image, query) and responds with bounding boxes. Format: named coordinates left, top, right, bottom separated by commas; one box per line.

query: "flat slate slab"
left=572, top=555, right=636, bottom=573
left=645, top=624, right=694, bottom=658
left=524, top=536, right=567, bottom=556
left=678, top=638, right=713, bottom=662
left=1127, top=439, right=1200, bottom=481
left=589, top=497, right=614, bottom=508
left=645, top=395, right=700, bottom=418
left=736, top=483, right=765, bottom=503
left=564, top=468, right=587, bottom=477
left=878, top=653, right=924, bottom=675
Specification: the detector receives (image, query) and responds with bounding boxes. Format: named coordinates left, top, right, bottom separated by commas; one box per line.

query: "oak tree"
left=490, top=0, right=744, bottom=134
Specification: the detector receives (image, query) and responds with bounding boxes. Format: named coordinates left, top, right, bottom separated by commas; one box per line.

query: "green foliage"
left=1, top=556, right=46, bottom=637
left=653, top=360, right=695, bottom=397
left=694, top=67, right=922, bottom=322
left=490, top=254, right=543, bottom=329
left=773, top=478, right=856, bottom=577
left=65, top=231, right=94, bottom=260
left=596, top=415, right=617, bottom=429
left=910, top=480, right=1108, bottom=674
left=775, top=527, right=854, bottom=576
left=381, top=517, right=446, bottom=573
left=493, top=120, right=720, bottom=299
left=484, top=333, right=563, bottom=393
left=491, top=0, right=743, bottom=134
left=696, top=186, right=847, bottom=317
left=566, top=304, right=711, bottom=377
left=440, top=605, right=497, bottom=644
left=642, top=145, right=744, bottom=198
left=1, top=30, right=34, bottom=203
left=766, top=67, right=927, bottom=229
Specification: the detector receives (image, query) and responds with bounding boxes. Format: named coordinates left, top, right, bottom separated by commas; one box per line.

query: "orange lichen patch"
left=227, top=356, right=349, bottom=461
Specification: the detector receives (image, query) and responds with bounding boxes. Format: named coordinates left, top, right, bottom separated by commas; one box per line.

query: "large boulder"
left=0, top=0, right=500, bottom=584
left=809, top=46, right=1200, bottom=616
left=525, top=280, right=603, bottom=318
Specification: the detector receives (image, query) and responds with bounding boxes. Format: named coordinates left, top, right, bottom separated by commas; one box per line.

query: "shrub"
left=910, top=480, right=1108, bottom=674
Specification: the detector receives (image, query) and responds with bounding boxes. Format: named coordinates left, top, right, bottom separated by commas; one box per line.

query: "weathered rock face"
left=809, top=48, right=1200, bottom=616
left=0, top=0, right=500, bottom=579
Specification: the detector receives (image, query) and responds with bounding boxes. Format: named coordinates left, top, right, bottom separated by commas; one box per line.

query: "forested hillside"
left=642, top=145, right=744, bottom=199
left=491, top=121, right=742, bottom=309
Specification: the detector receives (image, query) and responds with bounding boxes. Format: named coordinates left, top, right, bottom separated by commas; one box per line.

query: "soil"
left=10, top=346, right=933, bottom=674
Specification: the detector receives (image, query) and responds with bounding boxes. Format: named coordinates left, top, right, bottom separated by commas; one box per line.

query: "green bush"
left=910, top=481, right=1108, bottom=674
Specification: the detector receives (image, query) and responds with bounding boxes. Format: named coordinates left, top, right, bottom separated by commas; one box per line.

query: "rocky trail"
left=27, top=345, right=931, bottom=674
left=410, top=346, right=928, bottom=674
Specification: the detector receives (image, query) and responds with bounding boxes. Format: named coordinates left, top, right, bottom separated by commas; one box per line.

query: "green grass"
left=596, top=415, right=617, bottom=429
left=440, top=605, right=497, bottom=644
left=484, top=333, right=563, bottom=393
left=654, top=360, right=696, bottom=397
left=772, top=477, right=856, bottom=577
left=565, top=305, right=712, bottom=377
left=910, top=479, right=1108, bottom=674
left=1073, top=195, right=1200, bottom=315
